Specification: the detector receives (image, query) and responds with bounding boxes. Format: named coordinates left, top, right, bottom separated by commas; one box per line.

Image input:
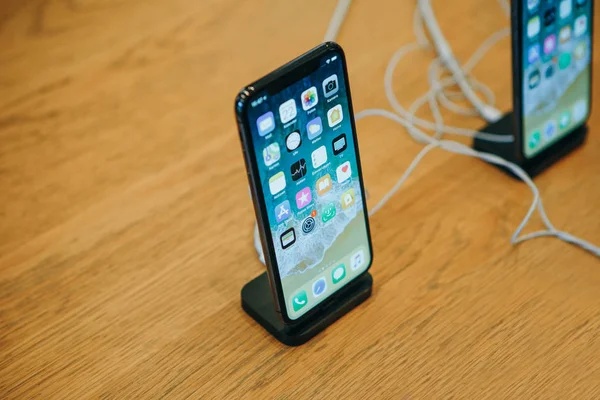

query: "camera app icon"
left=322, top=74, right=339, bottom=98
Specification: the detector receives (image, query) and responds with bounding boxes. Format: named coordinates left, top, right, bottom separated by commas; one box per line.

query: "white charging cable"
left=417, top=0, right=504, bottom=123
left=412, top=4, right=504, bottom=124
left=324, top=0, right=353, bottom=42
left=497, top=0, right=511, bottom=17
left=359, top=5, right=599, bottom=256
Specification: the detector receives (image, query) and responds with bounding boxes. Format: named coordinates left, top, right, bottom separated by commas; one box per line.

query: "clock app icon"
left=286, top=130, right=302, bottom=152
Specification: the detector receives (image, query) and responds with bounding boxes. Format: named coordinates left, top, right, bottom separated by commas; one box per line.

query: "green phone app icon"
left=332, top=264, right=346, bottom=284
left=321, top=203, right=336, bottom=223
left=559, top=111, right=570, bottom=129
left=292, top=291, right=308, bottom=312
left=559, top=52, right=571, bottom=70
left=528, top=131, right=541, bottom=149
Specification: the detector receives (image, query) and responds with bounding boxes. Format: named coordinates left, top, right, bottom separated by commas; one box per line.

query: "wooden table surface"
left=1, top=0, right=599, bottom=398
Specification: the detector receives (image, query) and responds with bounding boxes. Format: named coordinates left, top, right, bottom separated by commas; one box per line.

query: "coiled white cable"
left=363, top=9, right=599, bottom=256
left=417, top=0, right=504, bottom=122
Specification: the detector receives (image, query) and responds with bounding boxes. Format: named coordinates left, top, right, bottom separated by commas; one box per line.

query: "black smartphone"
left=235, top=42, right=373, bottom=325
left=512, top=0, right=593, bottom=163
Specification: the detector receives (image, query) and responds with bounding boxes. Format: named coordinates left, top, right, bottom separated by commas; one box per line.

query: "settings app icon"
left=302, top=216, right=316, bottom=234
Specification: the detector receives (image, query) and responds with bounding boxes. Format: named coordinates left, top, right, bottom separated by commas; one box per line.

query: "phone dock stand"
left=473, top=112, right=588, bottom=179
left=241, top=271, right=373, bottom=346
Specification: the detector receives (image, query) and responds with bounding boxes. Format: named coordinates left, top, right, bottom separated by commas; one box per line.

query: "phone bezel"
left=512, top=0, right=594, bottom=164
left=235, top=42, right=374, bottom=326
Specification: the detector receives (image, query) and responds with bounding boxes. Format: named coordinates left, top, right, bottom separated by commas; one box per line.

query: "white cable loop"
left=418, top=0, right=503, bottom=122
left=497, top=0, right=511, bottom=17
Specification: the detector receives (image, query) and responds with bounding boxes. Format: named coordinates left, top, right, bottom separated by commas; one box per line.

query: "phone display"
left=520, top=0, right=592, bottom=158
left=239, top=46, right=372, bottom=321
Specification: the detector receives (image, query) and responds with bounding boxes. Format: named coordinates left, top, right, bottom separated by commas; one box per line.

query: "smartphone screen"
left=520, top=0, right=592, bottom=158
left=243, top=49, right=372, bottom=321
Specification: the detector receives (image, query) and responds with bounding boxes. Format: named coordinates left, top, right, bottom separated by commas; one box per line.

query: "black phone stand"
left=472, top=112, right=588, bottom=179
left=241, top=271, right=373, bottom=346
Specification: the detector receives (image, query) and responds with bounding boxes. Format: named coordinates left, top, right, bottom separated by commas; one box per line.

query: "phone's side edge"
left=514, top=0, right=594, bottom=163
left=235, top=89, right=286, bottom=318
left=511, top=0, right=526, bottom=163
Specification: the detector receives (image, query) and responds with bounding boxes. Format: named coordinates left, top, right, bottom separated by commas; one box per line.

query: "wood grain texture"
left=1, top=0, right=599, bottom=398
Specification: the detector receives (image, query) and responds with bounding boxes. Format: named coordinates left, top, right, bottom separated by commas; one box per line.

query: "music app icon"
left=350, top=249, right=365, bottom=271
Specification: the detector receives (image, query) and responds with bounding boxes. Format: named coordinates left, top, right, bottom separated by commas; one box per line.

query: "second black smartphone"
left=512, top=0, right=593, bottom=163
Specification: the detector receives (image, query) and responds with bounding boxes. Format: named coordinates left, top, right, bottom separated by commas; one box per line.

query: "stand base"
left=473, top=113, right=588, bottom=179
left=241, top=272, right=372, bottom=346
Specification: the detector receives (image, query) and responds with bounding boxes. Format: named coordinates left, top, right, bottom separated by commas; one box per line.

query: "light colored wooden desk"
left=1, top=0, right=599, bottom=398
